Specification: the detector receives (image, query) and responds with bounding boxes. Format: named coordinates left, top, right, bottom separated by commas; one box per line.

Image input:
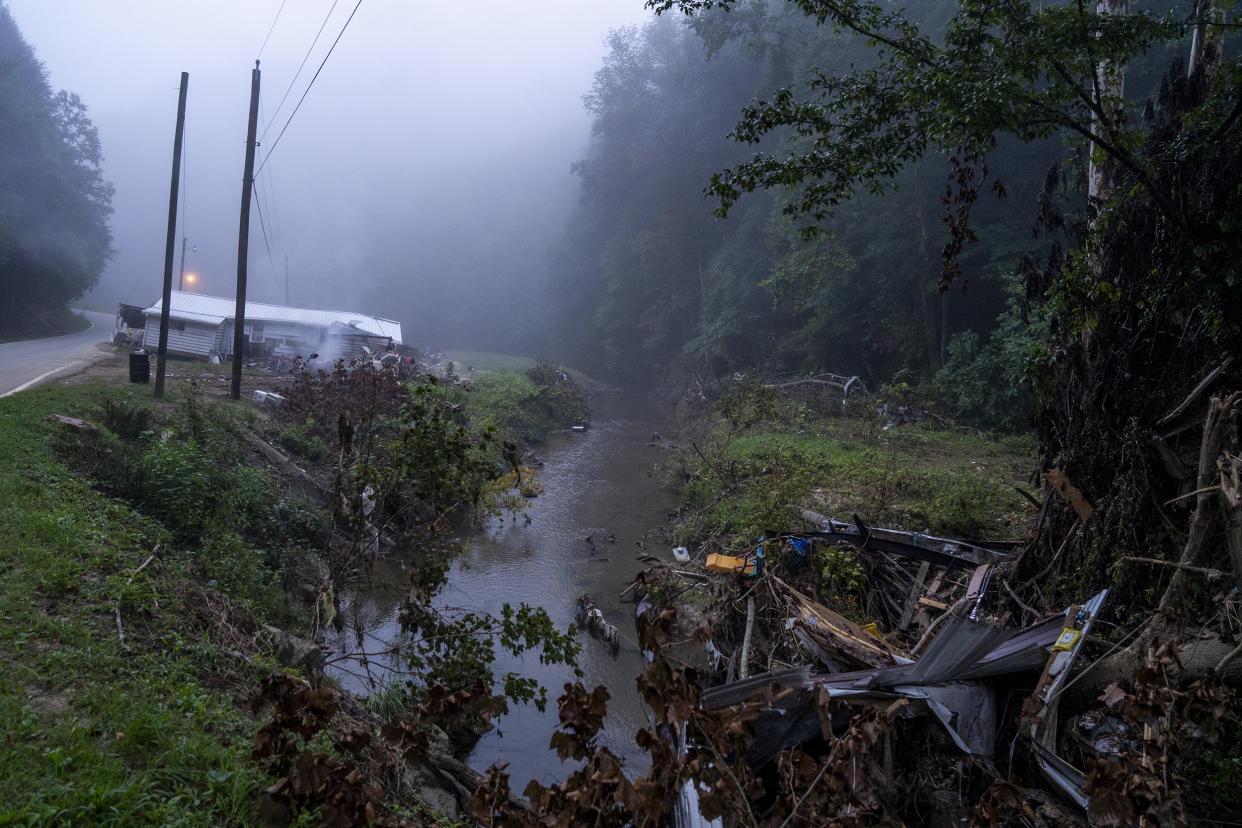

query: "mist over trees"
left=534, top=0, right=1235, bottom=431
left=0, top=4, right=112, bottom=335
left=535, top=5, right=1051, bottom=394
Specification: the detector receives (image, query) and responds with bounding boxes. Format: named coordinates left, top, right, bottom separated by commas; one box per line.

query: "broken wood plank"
left=775, top=576, right=912, bottom=668
left=898, top=561, right=931, bottom=631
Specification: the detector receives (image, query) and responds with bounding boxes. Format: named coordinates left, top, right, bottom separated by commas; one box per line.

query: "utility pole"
left=178, top=236, right=187, bottom=291
left=155, top=71, right=188, bottom=399
left=231, top=61, right=261, bottom=401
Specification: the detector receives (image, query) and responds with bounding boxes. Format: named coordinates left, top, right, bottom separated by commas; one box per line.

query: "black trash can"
left=129, top=351, right=150, bottom=384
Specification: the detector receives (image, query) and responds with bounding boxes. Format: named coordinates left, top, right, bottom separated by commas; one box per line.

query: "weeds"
left=673, top=378, right=1034, bottom=549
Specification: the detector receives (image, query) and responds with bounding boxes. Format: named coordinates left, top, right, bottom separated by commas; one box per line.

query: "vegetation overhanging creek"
left=326, top=403, right=679, bottom=785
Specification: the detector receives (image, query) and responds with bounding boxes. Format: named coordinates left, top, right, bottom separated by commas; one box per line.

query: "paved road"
left=0, top=311, right=117, bottom=398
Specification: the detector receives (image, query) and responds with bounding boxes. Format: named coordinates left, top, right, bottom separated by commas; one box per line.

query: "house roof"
left=143, top=291, right=402, bottom=342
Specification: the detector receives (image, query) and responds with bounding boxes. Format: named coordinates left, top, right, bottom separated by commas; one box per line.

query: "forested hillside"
left=535, top=0, right=1225, bottom=431
left=0, top=4, right=112, bottom=336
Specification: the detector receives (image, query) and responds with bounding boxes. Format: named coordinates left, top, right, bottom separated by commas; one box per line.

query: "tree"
left=647, top=0, right=1197, bottom=282
left=0, top=5, right=113, bottom=334
left=651, top=0, right=1242, bottom=708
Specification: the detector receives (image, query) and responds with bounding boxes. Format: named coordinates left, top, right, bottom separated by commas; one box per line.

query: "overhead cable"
left=262, top=0, right=342, bottom=141
left=256, top=0, right=364, bottom=174
left=257, top=0, right=290, bottom=60
left=253, top=180, right=280, bottom=290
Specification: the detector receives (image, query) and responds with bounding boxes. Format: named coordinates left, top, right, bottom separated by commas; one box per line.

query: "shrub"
left=137, top=439, right=212, bottom=542
left=277, top=419, right=329, bottom=463
left=936, top=296, right=1048, bottom=430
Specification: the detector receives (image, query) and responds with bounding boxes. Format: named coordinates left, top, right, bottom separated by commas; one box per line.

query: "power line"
left=259, top=150, right=282, bottom=254
left=253, top=179, right=280, bottom=291
left=256, top=0, right=364, bottom=174
left=262, top=0, right=341, bottom=141
left=257, top=0, right=290, bottom=60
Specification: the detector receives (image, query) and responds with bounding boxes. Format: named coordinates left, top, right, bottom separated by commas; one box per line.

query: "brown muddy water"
left=325, top=403, right=678, bottom=786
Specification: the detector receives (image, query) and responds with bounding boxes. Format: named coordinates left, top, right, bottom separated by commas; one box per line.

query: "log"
left=425, top=751, right=536, bottom=818
left=1067, top=630, right=1242, bottom=705
left=242, top=430, right=326, bottom=498
left=1220, top=452, right=1242, bottom=594
left=44, top=413, right=98, bottom=435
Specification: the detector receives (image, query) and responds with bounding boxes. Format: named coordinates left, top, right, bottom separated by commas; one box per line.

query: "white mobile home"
left=141, top=291, right=403, bottom=361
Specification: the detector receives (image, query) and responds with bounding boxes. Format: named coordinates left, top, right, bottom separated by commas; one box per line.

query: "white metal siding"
left=142, top=318, right=220, bottom=358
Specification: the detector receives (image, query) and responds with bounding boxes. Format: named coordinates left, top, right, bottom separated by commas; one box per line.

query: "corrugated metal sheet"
left=143, top=291, right=403, bottom=343
left=141, top=319, right=220, bottom=357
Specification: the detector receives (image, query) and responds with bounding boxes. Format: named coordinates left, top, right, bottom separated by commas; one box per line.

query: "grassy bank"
left=442, top=350, right=536, bottom=376
left=0, top=350, right=603, bottom=823
left=672, top=378, right=1035, bottom=549
left=0, top=383, right=274, bottom=824
left=437, top=359, right=591, bottom=446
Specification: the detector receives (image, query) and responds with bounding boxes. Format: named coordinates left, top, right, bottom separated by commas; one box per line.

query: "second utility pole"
left=231, top=60, right=261, bottom=400
left=154, top=71, right=188, bottom=399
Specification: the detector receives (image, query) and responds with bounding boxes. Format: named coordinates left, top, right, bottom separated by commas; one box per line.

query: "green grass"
left=443, top=350, right=537, bottom=375
left=442, top=350, right=606, bottom=395
left=0, top=383, right=271, bottom=825
left=674, top=382, right=1037, bottom=547
left=434, top=357, right=594, bottom=445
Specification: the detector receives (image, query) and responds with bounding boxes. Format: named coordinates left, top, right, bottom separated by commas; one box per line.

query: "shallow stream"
left=325, top=401, right=677, bottom=786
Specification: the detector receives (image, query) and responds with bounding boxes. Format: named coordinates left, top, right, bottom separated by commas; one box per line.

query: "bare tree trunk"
left=939, top=291, right=950, bottom=368
left=1088, top=0, right=1129, bottom=205
left=1188, top=0, right=1225, bottom=78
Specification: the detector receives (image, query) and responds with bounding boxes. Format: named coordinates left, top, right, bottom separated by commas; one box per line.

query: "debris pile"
left=622, top=507, right=1189, bottom=825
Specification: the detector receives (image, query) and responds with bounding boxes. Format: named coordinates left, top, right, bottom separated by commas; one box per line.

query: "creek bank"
left=11, top=350, right=598, bottom=823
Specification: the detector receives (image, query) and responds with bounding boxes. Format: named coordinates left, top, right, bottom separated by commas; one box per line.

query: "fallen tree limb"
left=1159, top=393, right=1238, bottom=615
left=1001, top=577, right=1041, bottom=623
left=1163, top=484, right=1222, bottom=506
left=242, top=430, right=326, bottom=499
left=1157, top=357, right=1234, bottom=426
left=1069, top=628, right=1242, bottom=704
left=1120, top=556, right=1227, bottom=580
left=762, top=373, right=862, bottom=393
left=425, top=751, right=536, bottom=818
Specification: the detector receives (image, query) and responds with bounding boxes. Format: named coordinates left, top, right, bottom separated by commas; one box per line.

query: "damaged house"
left=137, top=290, right=403, bottom=362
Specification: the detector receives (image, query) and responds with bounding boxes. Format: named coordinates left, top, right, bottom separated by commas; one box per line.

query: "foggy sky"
left=5, top=0, right=653, bottom=346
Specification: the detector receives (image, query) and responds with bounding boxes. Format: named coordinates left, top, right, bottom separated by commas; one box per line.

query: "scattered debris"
left=645, top=508, right=1136, bottom=824
left=251, top=389, right=286, bottom=407
left=1044, top=468, right=1094, bottom=520
left=577, top=595, right=621, bottom=657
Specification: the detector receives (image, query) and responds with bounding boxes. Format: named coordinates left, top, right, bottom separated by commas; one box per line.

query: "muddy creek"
left=326, top=403, right=676, bottom=786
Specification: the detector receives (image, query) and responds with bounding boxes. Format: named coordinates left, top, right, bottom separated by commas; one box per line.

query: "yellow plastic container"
left=705, top=553, right=758, bottom=576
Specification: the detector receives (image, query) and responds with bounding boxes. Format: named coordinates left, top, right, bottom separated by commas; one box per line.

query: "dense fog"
left=4, top=0, right=651, bottom=349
